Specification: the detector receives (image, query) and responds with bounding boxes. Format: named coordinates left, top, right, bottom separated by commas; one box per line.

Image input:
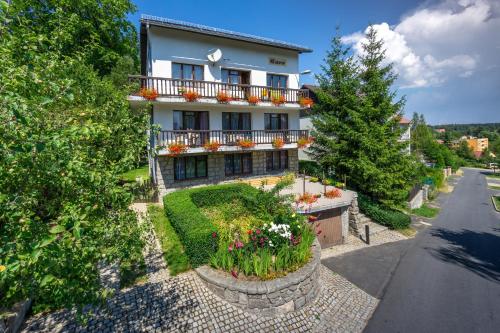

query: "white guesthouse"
left=129, top=15, right=313, bottom=196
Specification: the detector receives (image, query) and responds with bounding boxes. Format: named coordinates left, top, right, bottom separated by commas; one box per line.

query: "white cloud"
left=342, top=0, right=500, bottom=88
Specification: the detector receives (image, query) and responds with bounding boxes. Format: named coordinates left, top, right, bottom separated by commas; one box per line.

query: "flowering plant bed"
left=216, top=91, right=232, bottom=103
left=324, top=188, right=342, bottom=199
left=167, top=143, right=187, bottom=156
left=182, top=90, right=200, bottom=102
left=139, top=87, right=159, bottom=101
left=272, top=137, right=285, bottom=149
left=296, top=192, right=318, bottom=205
left=203, top=141, right=221, bottom=152
left=299, top=97, right=314, bottom=108
left=247, top=95, right=260, bottom=105
left=238, top=139, right=256, bottom=149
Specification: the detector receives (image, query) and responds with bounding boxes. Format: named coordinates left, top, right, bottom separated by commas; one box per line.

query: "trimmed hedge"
left=163, top=183, right=259, bottom=267
left=358, top=193, right=411, bottom=229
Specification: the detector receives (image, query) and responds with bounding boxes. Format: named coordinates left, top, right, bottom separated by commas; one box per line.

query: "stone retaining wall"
left=195, top=239, right=321, bottom=317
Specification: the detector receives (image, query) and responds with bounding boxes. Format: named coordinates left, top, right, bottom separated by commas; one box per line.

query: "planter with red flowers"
left=297, top=136, right=313, bottom=149
left=139, top=87, right=159, bottom=101
left=203, top=141, right=221, bottom=152
left=237, top=139, right=256, bottom=149
left=271, top=95, right=286, bottom=106
left=299, top=97, right=314, bottom=108
left=182, top=90, right=200, bottom=102
left=167, top=143, right=188, bottom=157
left=247, top=95, right=260, bottom=105
left=324, top=188, right=342, bottom=199
left=216, top=91, right=232, bottom=104
left=272, top=137, right=285, bottom=149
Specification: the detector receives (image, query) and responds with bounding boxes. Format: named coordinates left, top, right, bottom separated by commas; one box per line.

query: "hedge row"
left=163, top=183, right=259, bottom=267
left=358, top=193, right=411, bottom=229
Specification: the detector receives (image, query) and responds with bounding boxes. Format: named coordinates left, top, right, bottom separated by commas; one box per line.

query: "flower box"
left=299, top=97, right=314, bottom=108
left=297, top=136, right=313, bottom=149
left=167, top=143, right=188, bottom=157
left=203, top=141, right=221, bottom=152
left=247, top=95, right=260, bottom=105
left=139, top=88, right=159, bottom=101
left=324, top=188, right=342, bottom=199
left=238, top=139, right=255, bottom=149
left=271, top=95, right=286, bottom=106
left=296, top=192, right=318, bottom=205
left=216, top=91, right=232, bottom=104
left=182, top=90, right=200, bottom=102
left=272, top=137, right=285, bottom=149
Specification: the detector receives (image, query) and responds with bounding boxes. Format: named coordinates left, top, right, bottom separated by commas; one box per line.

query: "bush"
left=148, top=205, right=190, bottom=275
left=358, top=193, right=411, bottom=229
left=299, top=160, right=322, bottom=177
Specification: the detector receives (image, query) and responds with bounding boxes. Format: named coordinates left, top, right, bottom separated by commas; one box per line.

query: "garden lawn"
left=148, top=204, right=190, bottom=275
left=493, top=196, right=500, bottom=211
left=486, top=173, right=500, bottom=179
left=412, top=204, right=440, bottom=218
left=121, top=165, right=149, bottom=183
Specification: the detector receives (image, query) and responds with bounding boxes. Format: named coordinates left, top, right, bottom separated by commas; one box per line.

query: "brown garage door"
left=311, top=208, right=343, bottom=249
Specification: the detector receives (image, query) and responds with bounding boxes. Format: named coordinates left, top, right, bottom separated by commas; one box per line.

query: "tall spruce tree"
left=310, top=27, right=417, bottom=205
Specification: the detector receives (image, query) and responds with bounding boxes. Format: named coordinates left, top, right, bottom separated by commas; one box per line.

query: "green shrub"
left=148, top=205, right=190, bottom=275
left=299, top=160, right=322, bottom=177
left=358, top=193, right=411, bottom=229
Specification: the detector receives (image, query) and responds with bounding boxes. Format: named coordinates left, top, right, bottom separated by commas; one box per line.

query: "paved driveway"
left=365, top=168, right=500, bottom=333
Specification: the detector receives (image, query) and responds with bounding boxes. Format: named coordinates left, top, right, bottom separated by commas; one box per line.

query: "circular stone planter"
left=195, top=238, right=321, bottom=317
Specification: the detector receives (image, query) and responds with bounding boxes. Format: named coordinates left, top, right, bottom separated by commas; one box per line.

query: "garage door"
left=311, top=208, right=343, bottom=248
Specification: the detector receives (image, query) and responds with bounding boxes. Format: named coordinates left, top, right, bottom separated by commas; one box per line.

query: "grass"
left=489, top=185, right=500, bottom=190
left=398, top=227, right=417, bottom=238
left=412, top=204, right=440, bottom=218
left=486, top=173, right=500, bottom=179
left=148, top=204, right=190, bottom=275
left=121, top=165, right=149, bottom=183
left=493, top=196, right=500, bottom=212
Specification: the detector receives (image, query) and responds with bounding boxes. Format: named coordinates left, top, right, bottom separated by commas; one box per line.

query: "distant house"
left=435, top=128, right=446, bottom=133
left=466, top=137, right=488, bottom=157
left=398, top=117, right=412, bottom=155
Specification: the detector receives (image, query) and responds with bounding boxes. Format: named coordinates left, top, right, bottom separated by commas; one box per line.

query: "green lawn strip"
left=489, top=185, right=500, bottom=190
left=411, top=204, right=440, bottom=218
left=492, top=196, right=500, bottom=212
left=120, top=165, right=149, bottom=183
left=486, top=173, right=500, bottom=179
left=148, top=204, right=190, bottom=275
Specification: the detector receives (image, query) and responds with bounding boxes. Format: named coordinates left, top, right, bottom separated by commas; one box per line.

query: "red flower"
left=256, top=229, right=261, bottom=235
left=228, top=244, right=234, bottom=252
left=235, top=240, right=244, bottom=249
left=212, top=232, right=217, bottom=238
left=308, top=215, right=318, bottom=222
left=231, top=269, right=239, bottom=278
left=316, top=230, right=322, bottom=236
left=247, top=230, right=252, bottom=235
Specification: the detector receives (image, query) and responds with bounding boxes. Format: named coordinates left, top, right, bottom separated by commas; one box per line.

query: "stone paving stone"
left=22, top=204, right=378, bottom=333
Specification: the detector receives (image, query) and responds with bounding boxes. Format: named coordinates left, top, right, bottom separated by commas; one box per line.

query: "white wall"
left=148, top=27, right=300, bottom=88
left=153, top=104, right=300, bottom=131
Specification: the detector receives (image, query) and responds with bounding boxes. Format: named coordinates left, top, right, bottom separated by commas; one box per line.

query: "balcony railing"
left=129, top=75, right=309, bottom=105
left=156, top=130, right=309, bottom=148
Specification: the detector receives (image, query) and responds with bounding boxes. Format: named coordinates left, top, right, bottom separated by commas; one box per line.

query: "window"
left=265, top=113, right=288, bottom=130
left=222, top=112, right=251, bottom=130
left=173, top=111, right=209, bottom=130
left=266, top=74, right=287, bottom=88
left=174, top=155, right=207, bottom=180
left=266, top=151, right=288, bottom=171
left=172, top=63, right=204, bottom=81
left=225, top=153, right=252, bottom=176
left=222, top=69, right=250, bottom=85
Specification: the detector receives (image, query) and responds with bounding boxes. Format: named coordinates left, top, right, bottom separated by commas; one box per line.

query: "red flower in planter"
left=324, top=188, right=342, bottom=199
left=139, top=88, right=159, bottom=101
left=182, top=90, right=200, bottom=102
left=272, top=137, right=285, bottom=149
left=238, top=139, right=255, bottom=149
left=297, top=136, right=313, bottom=149
left=203, top=141, right=221, bottom=152
left=216, top=91, right=232, bottom=103
left=247, top=95, right=260, bottom=105
left=299, top=97, right=314, bottom=108
left=296, top=192, right=318, bottom=205
left=167, top=143, right=188, bottom=157
left=271, top=95, right=286, bottom=106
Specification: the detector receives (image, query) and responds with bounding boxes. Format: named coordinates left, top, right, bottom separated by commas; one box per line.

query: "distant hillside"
left=430, top=123, right=500, bottom=138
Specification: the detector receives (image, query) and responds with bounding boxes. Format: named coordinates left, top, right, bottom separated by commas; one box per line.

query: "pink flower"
left=256, top=229, right=261, bottom=235
left=235, top=240, right=244, bottom=249
left=212, top=232, right=217, bottom=238
left=228, top=244, right=234, bottom=252
left=231, top=269, right=239, bottom=278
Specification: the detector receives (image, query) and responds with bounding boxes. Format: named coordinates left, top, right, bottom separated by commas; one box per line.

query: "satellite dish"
left=207, top=48, right=222, bottom=63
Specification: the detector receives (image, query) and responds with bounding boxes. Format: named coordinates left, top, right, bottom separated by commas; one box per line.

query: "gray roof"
left=141, top=14, right=312, bottom=53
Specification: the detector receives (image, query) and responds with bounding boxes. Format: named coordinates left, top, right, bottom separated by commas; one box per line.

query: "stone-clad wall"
left=195, top=238, right=321, bottom=317
left=156, top=149, right=299, bottom=196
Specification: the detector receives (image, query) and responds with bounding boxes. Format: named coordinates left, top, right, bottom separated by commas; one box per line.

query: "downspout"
left=145, top=23, right=158, bottom=187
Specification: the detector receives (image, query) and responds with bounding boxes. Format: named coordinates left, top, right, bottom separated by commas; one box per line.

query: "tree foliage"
left=309, top=27, right=418, bottom=206
left=0, top=0, right=148, bottom=311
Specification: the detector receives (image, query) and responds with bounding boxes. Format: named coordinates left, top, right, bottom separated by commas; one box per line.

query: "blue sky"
left=130, top=0, right=500, bottom=125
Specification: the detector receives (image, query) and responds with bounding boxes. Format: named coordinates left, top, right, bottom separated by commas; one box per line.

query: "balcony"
left=128, top=75, right=309, bottom=106
left=156, top=129, right=309, bottom=154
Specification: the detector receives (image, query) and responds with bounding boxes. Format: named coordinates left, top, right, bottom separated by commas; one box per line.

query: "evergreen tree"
left=310, top=27, right=417, bottom=205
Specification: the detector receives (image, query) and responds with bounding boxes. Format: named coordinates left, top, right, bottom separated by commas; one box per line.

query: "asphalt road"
left=365, top=168, right=500, bottom=333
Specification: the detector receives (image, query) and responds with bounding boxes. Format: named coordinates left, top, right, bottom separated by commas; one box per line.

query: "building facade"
left=129, top=16, right=312, bottom=196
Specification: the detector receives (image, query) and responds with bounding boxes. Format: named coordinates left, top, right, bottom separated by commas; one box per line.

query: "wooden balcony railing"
left=129, top=75, right=309, bottom=104
left=156, top=130, right=309, bottom=148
